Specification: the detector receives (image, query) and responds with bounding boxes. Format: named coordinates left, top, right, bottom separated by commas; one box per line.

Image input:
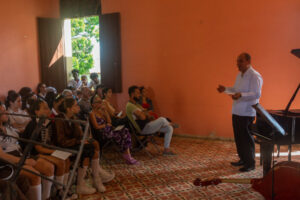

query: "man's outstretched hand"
left=231, top=93, right=241, bottom=100
left=217, top=85, right=226, bottom=93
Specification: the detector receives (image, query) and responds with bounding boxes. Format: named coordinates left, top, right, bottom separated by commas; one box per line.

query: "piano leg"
left=260, top=144, right=263, bottom=166
left=261, top=143, right=273, bottom=176
left=288, top=144, right=292, bottom=161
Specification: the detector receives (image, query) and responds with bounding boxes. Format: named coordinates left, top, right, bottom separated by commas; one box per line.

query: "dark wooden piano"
left=253, top=49, right=300, bottom=176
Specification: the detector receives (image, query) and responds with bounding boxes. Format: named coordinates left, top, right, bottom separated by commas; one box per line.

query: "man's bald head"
left=237, top=53, right=251, bottom=73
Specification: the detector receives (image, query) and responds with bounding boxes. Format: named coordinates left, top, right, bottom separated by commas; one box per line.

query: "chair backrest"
left=127, top=118, right=141, bottom=135
left=125, top=102, right=142, bottom=133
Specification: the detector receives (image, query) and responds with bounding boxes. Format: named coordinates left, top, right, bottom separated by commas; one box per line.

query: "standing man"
left=68, top=69, right=82, bottom=90
left=217, top=53, right=263, bottom=172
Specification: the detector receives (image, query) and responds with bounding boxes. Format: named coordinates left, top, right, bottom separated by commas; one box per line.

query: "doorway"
left=64, top=16, right=101, bottom=86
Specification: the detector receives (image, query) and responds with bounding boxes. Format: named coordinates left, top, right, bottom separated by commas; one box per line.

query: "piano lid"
left=291, top=49, right=300, bottom=58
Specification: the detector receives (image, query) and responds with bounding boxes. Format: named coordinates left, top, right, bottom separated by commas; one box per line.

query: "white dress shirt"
left=226, top=66, right=263, bottom=117
left=68, top=79, right=82, bottom=90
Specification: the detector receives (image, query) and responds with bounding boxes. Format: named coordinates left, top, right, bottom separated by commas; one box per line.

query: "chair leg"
left=149, top=136, right=160, bottom=154
left=111, top=140, right=125, bottom=160
left=100, top=146, right=104, bottom=160
left=133, top=134, right=152, bottom=158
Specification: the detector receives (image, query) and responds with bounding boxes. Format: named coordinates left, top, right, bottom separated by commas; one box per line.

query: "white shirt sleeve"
left=225, top=87, right=236, bottom=94
left=241, top=74, right=263, bottom=101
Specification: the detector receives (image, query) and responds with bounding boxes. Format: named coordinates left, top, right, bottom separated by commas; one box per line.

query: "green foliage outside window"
left=71, top=16, right=99, bottom=75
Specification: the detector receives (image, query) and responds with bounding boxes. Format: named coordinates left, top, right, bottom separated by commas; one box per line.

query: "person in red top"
left=138, top=87, right=158, bottom=119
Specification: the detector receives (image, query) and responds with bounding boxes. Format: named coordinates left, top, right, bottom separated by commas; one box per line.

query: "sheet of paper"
left=224, top=91, right=235, bottom=95
left=51, top=150, right=72, bottom=160
left=114, top=125, right=124, bottom=131
left=117, top=111, right=123, bottom=117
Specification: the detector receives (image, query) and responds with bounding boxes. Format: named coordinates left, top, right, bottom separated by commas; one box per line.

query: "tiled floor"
left=79, top=137, right=300, bottom=200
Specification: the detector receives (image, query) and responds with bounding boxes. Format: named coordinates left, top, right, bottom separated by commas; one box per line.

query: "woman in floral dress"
left=89, top=95, right=139, bottom=165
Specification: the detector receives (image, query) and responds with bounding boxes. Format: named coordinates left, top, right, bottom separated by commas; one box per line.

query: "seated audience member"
left=76, top=90, right=83, bottom=101
left=6, top=91, right=31, bottom=133
left=45, top=87, right=57, bottom=95
left=89, top=95, right=139, bottom=165
left=0, top=102, right=54, bottom=200
left=36, top=83, right=47, bottom=100
left=51, top=95, right=64, bottom=117
left=89, top=73, right=100, bottom=91
left=81, top=75, right=88, bottom=88
left=68, top=69, right=82, bottom=90
left=55, top=98, right=114, bottom=194
left=102, top=87, right=130, bottom=128
left=19, top=87, right=37, bottom=113
left=95, top=84, right=104, bottom=98
left=19, top=87, right=33, bottom=97
left=45, top=91, right=57, bottom=110
left=102, top=87, right=117, bottom=117
left=78, top=87, right=92, bottom=120
left=61, top=89, right=74, bottom=99
left=139, top=87, right=154, bottom=111
left=66, top=86, right=77, bottom=97
left=126, top=86, right=175, bottom=156
left=22, top=99, right=70, bottom=197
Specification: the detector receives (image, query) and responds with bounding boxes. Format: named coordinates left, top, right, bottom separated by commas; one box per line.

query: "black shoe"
left=239, top=165, right=255, bottom=172
left=230, top=160, right=244, bottom=167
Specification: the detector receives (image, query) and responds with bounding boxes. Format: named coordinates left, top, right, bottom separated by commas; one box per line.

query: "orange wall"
left=0, top=0, right=59, bottom=99
left=0, top=0, right=299, bottom=138
left=102, top=0, right=300, bottom=137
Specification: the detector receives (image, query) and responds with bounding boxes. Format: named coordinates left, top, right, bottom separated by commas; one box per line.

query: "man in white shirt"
left=68, top=69, right=82, bottom=90
left=217, top=53, right=263, bottom=172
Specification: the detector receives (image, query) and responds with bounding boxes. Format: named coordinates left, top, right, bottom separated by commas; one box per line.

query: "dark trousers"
left=232, top=114, right=255, bottom=167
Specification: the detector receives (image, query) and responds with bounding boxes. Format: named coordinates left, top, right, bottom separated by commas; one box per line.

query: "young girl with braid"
left=21, top=99, right=71, bottom=198
left=55, top=98, right=114, bottom=194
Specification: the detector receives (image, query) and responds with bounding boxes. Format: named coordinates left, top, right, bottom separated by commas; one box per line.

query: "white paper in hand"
left=114, top=125, right=125, bottom=131
left=51, top=150, right=72, bottom=160
left=224, top=91, right=235, bottom=95
left=117, top=111, right=123, bottom=117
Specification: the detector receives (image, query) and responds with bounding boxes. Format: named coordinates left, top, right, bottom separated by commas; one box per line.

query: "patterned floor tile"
left=147, top=184, right=173, bottom=196
left=80, top=137, right=300, bottom=200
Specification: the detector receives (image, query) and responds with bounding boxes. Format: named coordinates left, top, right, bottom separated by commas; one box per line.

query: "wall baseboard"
left=173, top=133, right=234, bottom=142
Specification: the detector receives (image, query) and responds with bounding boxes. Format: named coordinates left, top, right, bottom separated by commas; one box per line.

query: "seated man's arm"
left=133, top=109, right=147, bottom=121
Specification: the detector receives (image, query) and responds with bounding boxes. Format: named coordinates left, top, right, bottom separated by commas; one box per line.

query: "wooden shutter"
left=100, top=13, right=122, bottom=93
left=37, top=18, right=67, bottom=92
